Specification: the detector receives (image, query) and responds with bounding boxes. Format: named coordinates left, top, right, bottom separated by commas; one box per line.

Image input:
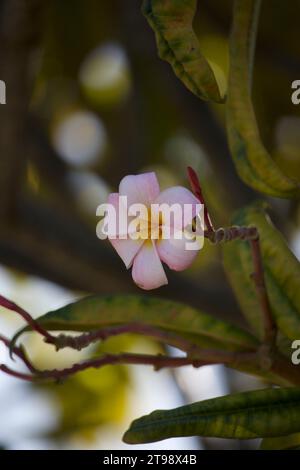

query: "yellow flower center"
left=137, top=209, right=163, bottom=241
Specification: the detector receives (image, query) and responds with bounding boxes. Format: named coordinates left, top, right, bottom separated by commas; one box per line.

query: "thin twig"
left=0, top=353, right=210, bottom=383
left=46, top=323, right=196, bottom=351
left=0, top=295, right=53, bottom=342
left=1, top=342, right=300, bottom=386
left=45, top=323, right=257, bottom=368
left=0, top=295, right=52, bottom=340
left=204, top=226, right=258, bottom=243
left=1, top=325, right=299, bottom=385
left=47, top=323, right=217, bottom=354
left=0, top=334, right=37, bottom=373
left=0, top=365, right=36, bottom=382
left=0, top=326, right=258, bottom=382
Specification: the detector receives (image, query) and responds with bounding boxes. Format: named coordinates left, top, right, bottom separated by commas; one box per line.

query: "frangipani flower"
left=102, top=172, right=203, bottom=290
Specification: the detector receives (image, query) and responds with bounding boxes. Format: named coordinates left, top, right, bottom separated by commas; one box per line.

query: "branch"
left=44, top=323, right=256, bottom=369
left=0, top=334, right=37, bottom=373
left=0, top=292, right=249, bottom=366
left=0, top=294, right=53, bottom=343
left=45, top=324, right=259, bottom=371
left=204, top=225, right=258, bottom=243
left=46, top=323, right=214, bottom=354
left=0, top=352, right=209, bottom=383
left=0, top=298, right=258, bottom=379
left=1, top=325, right=300, bottom=385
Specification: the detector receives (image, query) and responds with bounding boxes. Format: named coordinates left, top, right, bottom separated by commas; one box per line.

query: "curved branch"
left=0, top=352, right=208, bottom=383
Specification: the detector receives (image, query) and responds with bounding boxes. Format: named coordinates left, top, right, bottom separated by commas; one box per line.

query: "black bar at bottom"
left=0, top=449, right=297, bottom=466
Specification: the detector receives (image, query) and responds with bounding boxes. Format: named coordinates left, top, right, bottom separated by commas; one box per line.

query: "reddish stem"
left=0, top=364, right=36, bottom=381
left=0, top=294, right=53, bottom=342
left=0, top=334, right=37, bottom=373
left=0, top=353, right=210, bottom=382
left=48, top=323, right=211, bottom=353
left=187, top=166, right=214, bottom=232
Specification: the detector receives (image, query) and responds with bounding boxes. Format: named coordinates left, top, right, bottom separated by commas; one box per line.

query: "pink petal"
left=119, top=172, right=160, bottom=207
left=132, top=241, right=168, bottom=290
left=153, top=186, right=201, bottom=230
left=106, top=193, right=143, bottom=267
left=156, top=236, right=199, bottom=272
left=109, top=237, right=143, bottom=269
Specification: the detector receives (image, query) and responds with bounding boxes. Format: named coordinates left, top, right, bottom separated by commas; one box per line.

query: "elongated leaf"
left=143, top=0, right=224, bottom=102
left=223, top=238, right=264, bottom=340
left=123, top=387, right=300, bottom=444
left=223, top=202, right=300, bottom=342
left=260, top=432, right=300, bottom=450
left=226, top=0, right=300, bottom=198
left=30, top=295, right=257, bottom=352
left=222, top=229, right=292, bottom=357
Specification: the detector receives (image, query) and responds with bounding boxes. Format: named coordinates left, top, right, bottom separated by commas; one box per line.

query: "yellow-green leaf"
left=31, top=295, right=258, bottom=352
left=143, top=0, right=224, bottom=102
left=223, top=202, right=300, bottom=341
left=226, top=0, right=300, bottom=198
left=223, top=237, right=264, bottom=340
left=260, top=432, right=300, bottom=450
left=123, top=387, right=300, bottom=444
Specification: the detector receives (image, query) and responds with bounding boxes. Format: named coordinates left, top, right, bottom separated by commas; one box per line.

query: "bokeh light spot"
left=52, top=110, right=107, bottom=167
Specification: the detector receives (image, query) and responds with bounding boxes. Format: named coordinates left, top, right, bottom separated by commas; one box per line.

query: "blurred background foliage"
left=0, top=0, right=300, bottom=449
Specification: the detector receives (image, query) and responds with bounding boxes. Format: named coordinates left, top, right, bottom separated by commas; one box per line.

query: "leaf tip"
left=122, top=429, right=139, bottom=445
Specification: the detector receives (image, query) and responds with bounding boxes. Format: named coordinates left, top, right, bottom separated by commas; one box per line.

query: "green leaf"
left=123, top=387, right=300, bottom=444
left=30, top=295, right=258, bottom=352
left=226, top=0, right=300, bottom=198
left=260, top=432, right=300, bottom=450
left=223, top=237, right=264, bottom=340
left=222, top=202, right=300, bottom=342
left=142, top=0, right=224, bottom=102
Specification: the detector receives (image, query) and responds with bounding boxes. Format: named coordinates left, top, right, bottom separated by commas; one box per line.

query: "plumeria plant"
left=1, top=0, right=300, bottom=449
